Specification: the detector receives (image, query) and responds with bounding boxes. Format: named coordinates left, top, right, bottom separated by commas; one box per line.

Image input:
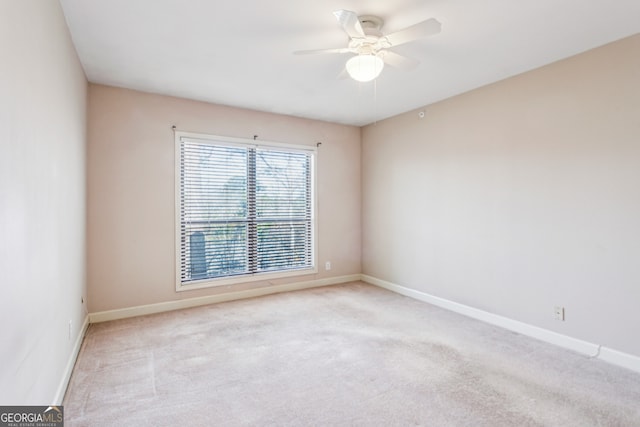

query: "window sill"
left=176, top=266, right=318, bottom=292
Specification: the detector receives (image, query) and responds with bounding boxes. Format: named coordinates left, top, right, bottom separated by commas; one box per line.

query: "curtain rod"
left=171, top=125, right=322, bottom=147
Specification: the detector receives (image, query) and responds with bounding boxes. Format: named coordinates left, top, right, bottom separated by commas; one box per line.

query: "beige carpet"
left=64, top=282, right=640, bottom=426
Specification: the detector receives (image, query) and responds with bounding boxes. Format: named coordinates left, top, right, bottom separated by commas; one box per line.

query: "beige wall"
left=87, top=85, right=361, bottom=312
left=362, top=34, right=640, bottom=357
left=0, top=1, right=87, bottom=404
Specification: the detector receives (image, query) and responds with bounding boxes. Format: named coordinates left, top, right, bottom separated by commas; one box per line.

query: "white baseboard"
left=599, top=347, right=640, bottom=373
left=53, top=314, right=89, bottom=405
left=89, top=274, right=361, bottom=323
left=361, top=274, right=640, bottom=374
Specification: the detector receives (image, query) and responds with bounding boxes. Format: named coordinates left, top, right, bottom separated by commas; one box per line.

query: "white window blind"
left=177, top=134, right=315, bottom=288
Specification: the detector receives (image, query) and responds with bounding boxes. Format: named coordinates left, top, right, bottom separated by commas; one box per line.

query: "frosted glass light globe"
left=345, top=54, right=384, bottom=82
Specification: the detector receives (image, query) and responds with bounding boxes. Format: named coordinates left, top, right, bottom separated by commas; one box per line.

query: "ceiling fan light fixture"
left=345, top=54, right=384, bottom=82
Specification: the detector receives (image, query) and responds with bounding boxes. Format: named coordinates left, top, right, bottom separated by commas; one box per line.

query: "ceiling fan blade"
left=333, top=9, right=365, bottom=39
left=336, top=68, right=349, bottom=80
left=384, top=18, right=441, bottom=47
left=294, top=47, right=353, bottom=55
left=381, top=51, right=420, bottom=70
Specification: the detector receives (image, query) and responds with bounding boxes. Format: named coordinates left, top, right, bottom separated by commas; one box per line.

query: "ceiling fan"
left=295, top=10, right=441, bottom=82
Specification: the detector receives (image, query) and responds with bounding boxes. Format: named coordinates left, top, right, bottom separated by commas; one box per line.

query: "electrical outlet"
left=554, top=306, right=565, bottom=321
left=325, top=261, right=331, bottom=271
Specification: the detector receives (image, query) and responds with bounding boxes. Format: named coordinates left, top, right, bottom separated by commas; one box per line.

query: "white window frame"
left=175, top=131, right=317, bottom=291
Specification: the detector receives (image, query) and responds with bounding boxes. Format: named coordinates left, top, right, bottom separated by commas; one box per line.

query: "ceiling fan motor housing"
left=350, top=15, right=390, bottom=55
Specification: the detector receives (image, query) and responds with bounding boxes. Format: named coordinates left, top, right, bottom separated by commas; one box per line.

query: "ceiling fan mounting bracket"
left=358, top=15, right=384, bottom=36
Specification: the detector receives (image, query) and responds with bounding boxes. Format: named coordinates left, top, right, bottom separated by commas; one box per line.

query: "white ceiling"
left=60, top=0, right=639, bottom=127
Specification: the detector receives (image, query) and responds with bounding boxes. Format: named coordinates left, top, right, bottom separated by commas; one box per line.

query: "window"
left=175, top=132, right=316, bottom=290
